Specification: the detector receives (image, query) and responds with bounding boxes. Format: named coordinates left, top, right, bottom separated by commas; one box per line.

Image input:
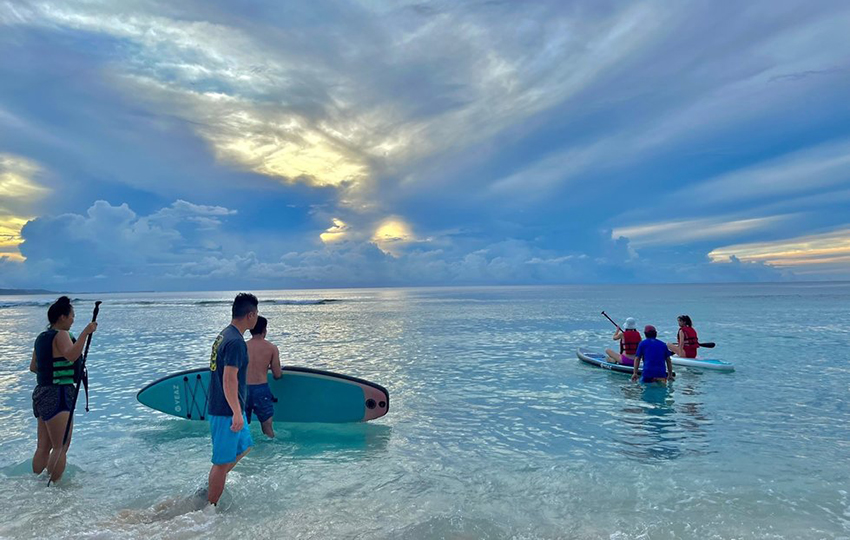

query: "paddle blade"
left=699, top=342, right=716, bottom=348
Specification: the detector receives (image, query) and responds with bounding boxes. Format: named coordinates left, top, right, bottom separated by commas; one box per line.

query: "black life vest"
left=34, top=329, right=82, bottom=386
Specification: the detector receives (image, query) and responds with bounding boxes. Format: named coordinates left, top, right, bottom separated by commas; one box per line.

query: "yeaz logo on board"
left=172, top=383, right=182, bottom=413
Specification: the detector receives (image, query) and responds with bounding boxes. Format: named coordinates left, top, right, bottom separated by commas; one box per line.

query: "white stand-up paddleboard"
left=670, top=356, right=735, bottom=372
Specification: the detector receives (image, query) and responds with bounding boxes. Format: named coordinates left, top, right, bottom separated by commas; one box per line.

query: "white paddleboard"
left=671, top=356, right=735, bottom=372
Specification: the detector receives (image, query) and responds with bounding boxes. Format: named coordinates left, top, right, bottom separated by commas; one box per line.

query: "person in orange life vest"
left=605, top=317, right=641, bottom=366
left=667, top=315, right=699, bottom=358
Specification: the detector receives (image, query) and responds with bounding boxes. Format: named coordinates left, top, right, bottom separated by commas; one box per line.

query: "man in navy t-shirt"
left=206, top=293, right=259, bottom=506
left=631, top=325, right=674, bottom=384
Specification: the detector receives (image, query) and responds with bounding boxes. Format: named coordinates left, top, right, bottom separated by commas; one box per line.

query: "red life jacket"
left=680, top=326, right=699, bottom=358
left=621, top=329, right=641, bottom=356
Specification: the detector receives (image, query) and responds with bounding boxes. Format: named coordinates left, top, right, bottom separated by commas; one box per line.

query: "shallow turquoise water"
left=0, top=284, right=848, bottom=539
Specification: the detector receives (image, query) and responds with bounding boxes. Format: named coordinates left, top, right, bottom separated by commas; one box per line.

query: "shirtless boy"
left=245, top=316, right=282, bottom=438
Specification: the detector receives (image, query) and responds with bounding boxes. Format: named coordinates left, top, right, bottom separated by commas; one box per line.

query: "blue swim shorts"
left=209, top=414, right=253, bottom=465
left=246, top=383, right=276, bottom=424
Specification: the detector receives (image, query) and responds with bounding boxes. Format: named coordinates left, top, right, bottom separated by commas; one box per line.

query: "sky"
left=1, top=0, right=849, bottom=292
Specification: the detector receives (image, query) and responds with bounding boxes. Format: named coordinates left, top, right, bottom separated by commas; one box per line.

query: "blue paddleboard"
left=578, top=347, right=682, bottom=378
left=577, top=347, right=638, bottom=374
left=137, top=366, right=389, bottom=423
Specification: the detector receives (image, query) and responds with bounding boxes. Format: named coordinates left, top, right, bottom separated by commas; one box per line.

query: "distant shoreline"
left=0, top=288, right=58, bottom=296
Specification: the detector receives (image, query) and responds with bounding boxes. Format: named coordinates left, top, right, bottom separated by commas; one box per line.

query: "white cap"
left=624, top=317, right=637, bottom=330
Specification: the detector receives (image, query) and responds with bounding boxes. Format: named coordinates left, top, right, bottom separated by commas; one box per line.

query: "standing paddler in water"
left=206, top=293, right=259, bottom=506
left=29, top=296, right=98, bottom=483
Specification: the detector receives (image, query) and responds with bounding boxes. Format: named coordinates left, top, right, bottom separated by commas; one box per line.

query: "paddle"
left=699, top=342, right=715, bottom=348
left=49, top=300, right=101, bottom=486
left=601, top=311, right=623, bottom=332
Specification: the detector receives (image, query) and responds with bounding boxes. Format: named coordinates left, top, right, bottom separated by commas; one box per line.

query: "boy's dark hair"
left=48, top=296, right=73, bottom=325
left=678, top=315, right=693, bottom=327
left=645, top=327, right=657, bottom=339
left=232, top=293, right=259, bottom=319
left=250, top=315, right=268, bottom=336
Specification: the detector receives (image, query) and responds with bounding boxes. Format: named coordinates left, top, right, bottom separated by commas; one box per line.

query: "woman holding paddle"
left=29, top=296, right=98, bottom=484
left=604, top=316, right=641, bottom=366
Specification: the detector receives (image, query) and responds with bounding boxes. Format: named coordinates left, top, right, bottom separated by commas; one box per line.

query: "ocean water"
left=0, top=284, right=848, bottom=540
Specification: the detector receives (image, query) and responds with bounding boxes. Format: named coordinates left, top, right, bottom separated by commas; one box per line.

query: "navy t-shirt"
left=635, top=338, right=671, bottom=382
left=207, top=324, right=248, bottom=416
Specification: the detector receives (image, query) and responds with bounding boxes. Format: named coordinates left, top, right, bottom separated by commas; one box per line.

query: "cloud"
left=15, top=200, right=236, bottom=288
left=0, top=153, right=50, bottom=261
left=709, top=226, right=850, bottom=277
left=0, top=216, right=28, bottom=262
left=145, top=199, right=237, bottom=231
left=0, top=196, right=798, bottom=290
left=662, top=254, right=789, bottom=283
left=372, top=217, right=415, bottom=257
left=613, top=214, right=793, bottom=248
left=3, top=1, right=850, bottom=287
left=319, top=218, right=349, bottom=244
left=1, top=2, right=406, bottom=197
left=166, top=230, right=778, bottom=287
left=0, top=1, right=676, bottom=207
left=480, top=4, right=850, bottom=202
left=664, top=139, right=850, bottom=209
left=117, top=79, right=375, bottom=191
left=0, top=153, right=49, bottom=202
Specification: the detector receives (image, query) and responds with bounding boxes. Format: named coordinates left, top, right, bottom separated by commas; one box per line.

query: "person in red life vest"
left=605, top=317, right=642, bottom=366
left=667, top=315, right=699, bottom=358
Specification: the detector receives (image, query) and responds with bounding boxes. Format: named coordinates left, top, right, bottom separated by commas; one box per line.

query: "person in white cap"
left=605, top=317, right=642, bottom=366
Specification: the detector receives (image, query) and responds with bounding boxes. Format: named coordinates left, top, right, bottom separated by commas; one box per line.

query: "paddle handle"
left=81, top=301, right=102, bottom=361
left=601, top=311, right=623, bottom=332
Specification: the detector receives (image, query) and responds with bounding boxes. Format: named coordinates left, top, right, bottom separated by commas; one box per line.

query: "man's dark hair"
left=232, top=293, right=259, bottom=319
left=645, top=327, right=657, bottom=339
left=250, top=315, right=268, bottom=336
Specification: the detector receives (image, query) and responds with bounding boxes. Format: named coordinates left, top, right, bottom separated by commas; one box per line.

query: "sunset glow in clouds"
left=1, top=1, right=849, bottom=291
